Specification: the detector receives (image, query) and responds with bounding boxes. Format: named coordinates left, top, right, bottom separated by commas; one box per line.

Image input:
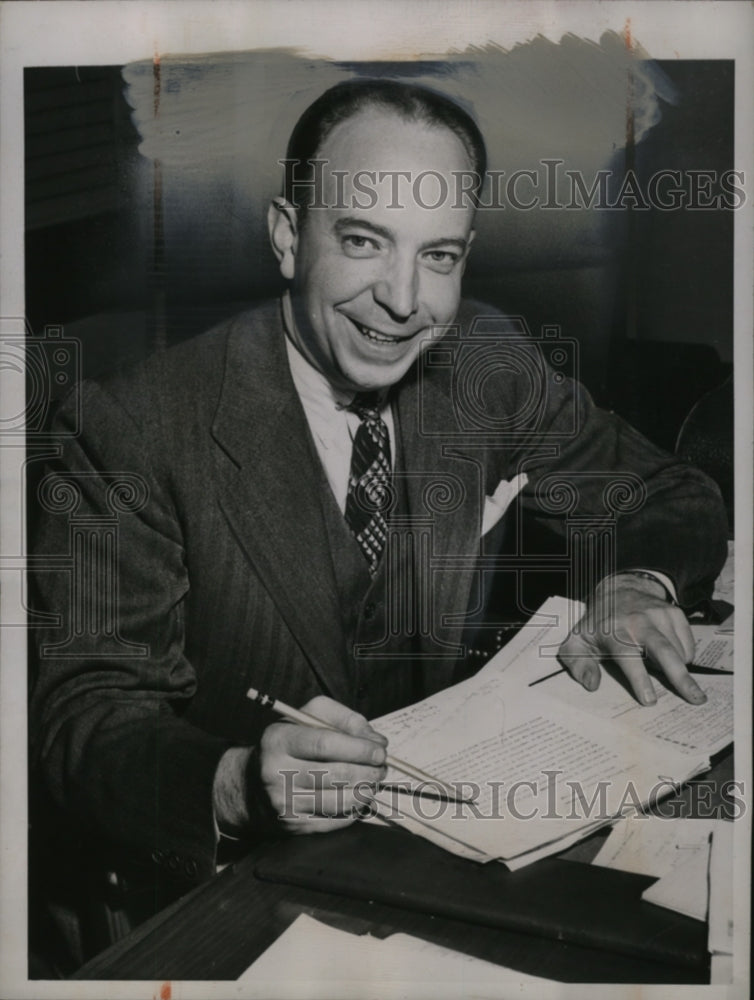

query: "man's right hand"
left=213, top=696, right=387, bottom=836
left=259, top=696, right=388, bottom=833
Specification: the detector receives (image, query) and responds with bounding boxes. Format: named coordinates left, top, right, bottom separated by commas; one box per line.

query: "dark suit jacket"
left=29, top=299, right=728, bottom=908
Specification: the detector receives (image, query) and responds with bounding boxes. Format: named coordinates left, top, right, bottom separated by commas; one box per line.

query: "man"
left=30, top=79, right=727, bottom=961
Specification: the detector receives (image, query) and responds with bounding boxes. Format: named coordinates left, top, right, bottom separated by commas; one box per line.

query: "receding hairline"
left=283, top=79, right=487, bottom=214
left=314, top=104, right=478, bottom=171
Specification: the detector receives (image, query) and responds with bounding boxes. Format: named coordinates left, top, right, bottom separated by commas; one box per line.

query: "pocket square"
left=481, top=473, right=528, bottom=536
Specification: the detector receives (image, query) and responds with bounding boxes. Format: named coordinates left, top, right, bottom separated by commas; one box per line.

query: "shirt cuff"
left=609, top=568, right=679, bottom=605
left=640, top=570, right=678, bottom=604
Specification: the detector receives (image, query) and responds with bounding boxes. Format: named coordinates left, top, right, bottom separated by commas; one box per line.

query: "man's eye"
left=424, top=250, right=459, bottom=272
left=342, top=234, right=379, bottom=254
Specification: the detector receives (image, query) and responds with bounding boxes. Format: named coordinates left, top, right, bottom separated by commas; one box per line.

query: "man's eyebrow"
left=419, top=236, right=469, bottom=253
left=333, top=217, right=469, bottom=252
left=333, top=217, right=394, bottom=241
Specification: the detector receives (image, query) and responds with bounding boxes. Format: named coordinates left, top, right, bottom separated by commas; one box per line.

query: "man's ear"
left=267, top=197, right=299, bottom=280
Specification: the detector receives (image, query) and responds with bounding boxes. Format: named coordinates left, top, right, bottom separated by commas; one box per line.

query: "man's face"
left=272, top=108, right=476, bottom=393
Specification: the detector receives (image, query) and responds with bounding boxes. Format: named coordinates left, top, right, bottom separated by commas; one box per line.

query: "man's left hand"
left=558, top=574, right=706, bottom=706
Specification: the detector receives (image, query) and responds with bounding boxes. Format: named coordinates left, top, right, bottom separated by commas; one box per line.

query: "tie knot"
left=348, top=391, right=384, bottom=421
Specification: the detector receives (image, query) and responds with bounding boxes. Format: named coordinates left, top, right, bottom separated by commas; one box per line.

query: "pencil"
left=528, top=664, right=733, bottom=688
left=247, top=687, right=473, bottom=803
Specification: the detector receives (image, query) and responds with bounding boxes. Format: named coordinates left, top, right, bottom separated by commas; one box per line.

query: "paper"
left=367, top=795, right=495, bottom=862
left=716, top=612, right=735, bottom=635
left=708, top=823, right=734, bottom=957
left=710, top=953, right=733, bottom=984
left=593, top=816, right=732, bottom=922
left=690, top=624, right=735, bottom=670
left=497, top=818, right=610, bottom=871
left=369, top=596, right=713, bottom=866
left=592, top=815, right=720, bottom=878
left=711, top=539, right=735, bottom=603
left=478, top=595, right=582, bottom=686
left=540, top=663, right=733, bottom=756
left=641, top=846, right=710, bottom=921
left=240, top=913, right=552, bottom=995
left=373, top=665, right=707, bottom=865
left=593, top=816, right=734, bottom=924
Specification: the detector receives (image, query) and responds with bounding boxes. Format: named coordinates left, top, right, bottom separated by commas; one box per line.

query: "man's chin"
left=341, top=355, right=419, bottom=393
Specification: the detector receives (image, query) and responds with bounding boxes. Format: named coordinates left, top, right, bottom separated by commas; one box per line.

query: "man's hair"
left=283, top=78, right=487, bottom=218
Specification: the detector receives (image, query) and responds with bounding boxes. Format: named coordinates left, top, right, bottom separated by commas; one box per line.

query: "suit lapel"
left=208, top=302, right=484, bottom=702
left=394, top=368, right=483, bottom=681
left=209, top=304, right=350, bottom=703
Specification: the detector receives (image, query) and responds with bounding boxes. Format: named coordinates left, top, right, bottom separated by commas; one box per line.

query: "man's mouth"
left=351, top=319, right=413, bottom=344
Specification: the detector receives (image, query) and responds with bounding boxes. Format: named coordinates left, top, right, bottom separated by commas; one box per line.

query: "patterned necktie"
left=345, top=392, right=392, bottom=574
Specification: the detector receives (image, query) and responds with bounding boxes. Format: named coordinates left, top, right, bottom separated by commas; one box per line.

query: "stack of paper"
left=240, top=913, right=553, bottom=995
left=368, top=597, right=733, bottom=870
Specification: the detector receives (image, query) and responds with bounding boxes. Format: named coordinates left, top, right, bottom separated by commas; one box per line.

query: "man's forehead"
left=317, top=107, right=473, bottom=176
left=310, top=109, right=477, bottom=229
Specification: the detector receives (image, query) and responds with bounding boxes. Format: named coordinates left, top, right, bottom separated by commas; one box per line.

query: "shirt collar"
left=281, top=291, right=393, bottom=416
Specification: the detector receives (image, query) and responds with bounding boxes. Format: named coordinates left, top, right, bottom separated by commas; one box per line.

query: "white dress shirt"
left=282, top=296, right=395, bottom=513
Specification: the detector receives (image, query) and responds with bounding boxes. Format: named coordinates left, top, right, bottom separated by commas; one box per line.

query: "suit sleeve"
left=29, top=381, right=231, bottom=888
left=493, top=341, right=728, bottom=606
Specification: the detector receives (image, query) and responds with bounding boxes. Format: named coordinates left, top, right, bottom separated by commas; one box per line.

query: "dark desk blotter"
left=255, top=823, right=708, bottom=970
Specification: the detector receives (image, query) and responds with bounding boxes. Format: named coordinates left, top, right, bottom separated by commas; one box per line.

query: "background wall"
left=25, top=43, right=734, bottom=452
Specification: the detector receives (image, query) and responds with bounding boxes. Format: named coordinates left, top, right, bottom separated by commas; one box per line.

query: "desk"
left=74, top=752, right=733, bottom=983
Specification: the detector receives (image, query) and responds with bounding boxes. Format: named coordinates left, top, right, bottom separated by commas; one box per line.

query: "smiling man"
left=271, top=100, right=478, bottom=393
left=30, top=79, right=727, bottom=963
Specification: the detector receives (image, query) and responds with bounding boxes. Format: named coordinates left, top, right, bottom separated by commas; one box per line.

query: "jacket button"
left=184, top=858, right=198, bottom=878
left=167, top=852, right=180, bottom=871
left=151, top=849, right=165, bottom=865
left=363, top=602, right=377, bottom=621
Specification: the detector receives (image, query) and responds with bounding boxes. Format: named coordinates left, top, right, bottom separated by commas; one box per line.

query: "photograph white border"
left=1, top=2, right=751, bottom=998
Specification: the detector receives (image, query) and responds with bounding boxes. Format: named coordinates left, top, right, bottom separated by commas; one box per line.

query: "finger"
left=617, top=609, right=686, bottom=664
left=642, top=626, right=707, bottom=704
left=303, top=696, right=388, bottom=745
left=320, top=787, right=379, bottom=817
left=264, top=767, right=381, bottom=821
left=667, top=606, right=696, bottom=664
left=279, top=781, right=377, bottom=820
left=598, top=630, right=657, bottom=705
left=289, top=814, right=358, bottom=835
left=279, top=724, right=387, bottom=767
left=297, top=787, right=373, bottom=818
left=272, top=760, right=386, bottom=789
left=557, top=631, right=602, bottom=691
left=260, top=725, right=386, bottom=785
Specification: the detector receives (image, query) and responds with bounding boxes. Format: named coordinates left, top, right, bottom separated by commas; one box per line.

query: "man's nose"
left=372, top=254, right=419, bottom=322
